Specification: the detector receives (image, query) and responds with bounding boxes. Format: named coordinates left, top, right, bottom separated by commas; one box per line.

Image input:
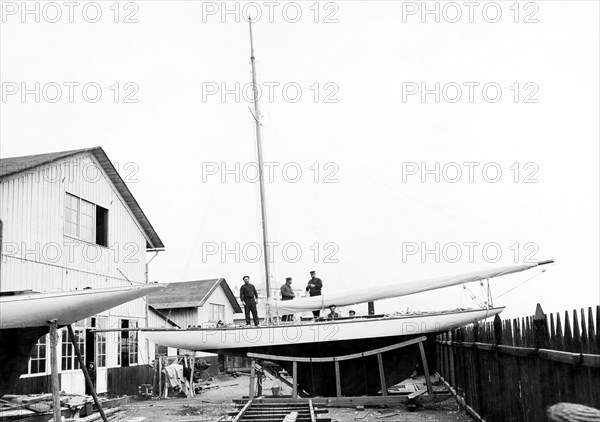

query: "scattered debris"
left=0, top=393, right=129, bottom=421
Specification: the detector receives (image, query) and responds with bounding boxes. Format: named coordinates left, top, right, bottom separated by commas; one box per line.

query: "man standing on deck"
left=240, top=275, right=260, bottom=326
left=280, top=277, right=295, bottom=322
left=305, top=270, right=323, bottom=319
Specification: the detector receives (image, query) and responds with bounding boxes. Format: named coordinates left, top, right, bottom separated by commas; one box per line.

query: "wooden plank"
left=573, top=310, right=582, bottom=352
left=595, top=306, right=600, bottom=355
left=534, top=304, right=550, bottom=349
left=538, top=349, right=581, bottom=365
left=449, top=341, right=456, bottom=387
left=418, top=342, right=433, bottom=396
left=308, top=399, right=316, bottom=422
left=407, top=388, right=428, bottom=399
left=49, top=321, right=61, bottom=422
left=247, top=336, right=427, bottom=362
left=493, top=314, right=502, bottom=346
left=564, top=311, right=573, bottom=352
left=189, top=356, right=195, bottom=397
left=232, top=400, right=252, bottom=422
left=376, top=354, right=387, bottom=397
left=249, top=360, right=256, bottom=399
left=437, top=375, right=484, bottom=422
left=243, top=395, right=451, bottom=406
left=580, top=308, right=589, bottom=354
left=550, top=313, right=556, bottom=349
left=334, top=361, right=341, bottom=398
left=292, top=361, right=298, bottom=399
left=555, top=312, right=564, bottom=351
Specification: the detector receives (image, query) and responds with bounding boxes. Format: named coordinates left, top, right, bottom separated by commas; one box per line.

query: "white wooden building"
left=0, top=147, right=164, bottom=395
left=147, top=279, right=242, bottom=333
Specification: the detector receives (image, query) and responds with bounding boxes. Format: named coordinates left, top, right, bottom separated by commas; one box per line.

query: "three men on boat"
left=240, top=275, right=260, bottom=326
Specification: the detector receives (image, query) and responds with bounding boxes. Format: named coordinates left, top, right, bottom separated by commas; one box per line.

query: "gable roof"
left=147, top=279, right=242, bottom=313
left=0, top=147, right=164, bottom=250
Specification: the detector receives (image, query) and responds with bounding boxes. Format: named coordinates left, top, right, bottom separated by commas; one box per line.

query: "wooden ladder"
left=231, top=399, right=329, bottom=422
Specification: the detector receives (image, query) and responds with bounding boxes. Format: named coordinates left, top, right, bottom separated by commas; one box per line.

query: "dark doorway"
left=85, top=319, right=96, bottom=394
left=120, top=320, right=129, bottom=367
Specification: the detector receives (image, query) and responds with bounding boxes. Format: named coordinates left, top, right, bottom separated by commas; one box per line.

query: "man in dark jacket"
left=326, top=305, right=340, bottom=320
left=240, top=275, right=259, bottom=326
left=280, top=277, right=295, bottom=322
left=306, top=270, right=323, bottom=319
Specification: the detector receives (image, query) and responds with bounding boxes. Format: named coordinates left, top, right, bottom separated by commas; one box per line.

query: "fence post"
left=534, top=304, right=553, bottom=411
left=493, top=314, right=502, bottom=346
left=473, top=323, right=484, bottom=415
left=533, top=304, right=550, bottom=349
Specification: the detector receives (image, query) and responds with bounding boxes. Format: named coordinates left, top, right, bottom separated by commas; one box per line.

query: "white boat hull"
left=0, top=284, right=164, bottom=397
left=144, top=307, right=503, bottom=353
left=0, top=284, right=164, bottom=329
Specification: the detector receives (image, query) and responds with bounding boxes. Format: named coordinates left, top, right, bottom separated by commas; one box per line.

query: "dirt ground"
left=114, top=374, right=474, bottom=422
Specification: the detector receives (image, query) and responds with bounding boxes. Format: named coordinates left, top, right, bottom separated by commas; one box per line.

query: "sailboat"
left=143, top=20, right=554, bottom=396
left=0, top=283, right=164, bottom=397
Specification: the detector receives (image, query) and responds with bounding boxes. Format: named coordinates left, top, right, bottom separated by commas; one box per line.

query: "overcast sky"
left=1, top=1, right=598, bottom=318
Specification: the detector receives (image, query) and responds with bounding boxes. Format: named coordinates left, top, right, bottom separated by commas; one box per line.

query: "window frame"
left=64, top=193, right=109, bottom=247
left=96, top=318, right=107, bottom=368
left=209, top=303, right=225, bottom=322
left=60, top=328, right=85, bottom=372
left=118, top=319, right=139, bottom=367
left=28, top=335, right=48, bottom=375
left=128, top=321, right=139, bottom=365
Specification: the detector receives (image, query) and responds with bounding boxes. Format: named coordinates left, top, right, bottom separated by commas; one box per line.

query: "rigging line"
left=116, top=268, right=136, bottom=285
left=462, top=284, right=484, bottom=307
left=493, top=269, right=547, bottom=300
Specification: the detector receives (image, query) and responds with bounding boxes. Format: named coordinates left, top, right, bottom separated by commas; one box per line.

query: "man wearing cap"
left=239, top=275, right=260, bottom=326
left=306, top=270, right=323, bottom=319
left=280, top=277, right=295, bottom=322
left=326, top=305, right=340, bottom=320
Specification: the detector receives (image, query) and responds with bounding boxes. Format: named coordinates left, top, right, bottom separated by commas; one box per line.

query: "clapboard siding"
left=0, top=150, right=156, bottom=394
left=0, top=153, right=146, bottom=293
left=155, top=307, right=198, bottom=329
left=10, top=374, right=55, bottom=395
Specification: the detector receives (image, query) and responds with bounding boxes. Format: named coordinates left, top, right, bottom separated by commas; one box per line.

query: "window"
left=29, top=335, right=47, bottom=374
left=118, top=319, right=138, bottom=367
left=61, top=329, right=84, bottom=371
left=96, top=333, right=106, bottom=368
left=155, top=344, right=168, bottom=356
left=65, top=193, right=79, bottom=237
left=209, top=303, right=225, bottom=322
left=65, top=193, right=108, bottom=247
left=129, top=321, right=139, bottom=365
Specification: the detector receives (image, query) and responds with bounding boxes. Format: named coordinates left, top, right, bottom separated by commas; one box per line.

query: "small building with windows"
left=0, top=147, right=164, bottom=395
left=146, top=279, right=242, bottom=334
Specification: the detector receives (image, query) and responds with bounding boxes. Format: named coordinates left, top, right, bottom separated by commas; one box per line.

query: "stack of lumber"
left=0, top=393, right=129, bottom=421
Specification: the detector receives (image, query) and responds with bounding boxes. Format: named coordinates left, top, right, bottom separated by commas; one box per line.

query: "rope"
left=494, top=270, right=546, bottom=300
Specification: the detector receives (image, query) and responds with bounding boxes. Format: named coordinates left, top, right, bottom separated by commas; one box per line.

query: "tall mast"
left=248, top=18, right=272, bottom=299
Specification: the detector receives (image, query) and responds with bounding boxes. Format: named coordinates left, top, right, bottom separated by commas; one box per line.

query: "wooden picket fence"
left=436, top=304, right=600, bottom=422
